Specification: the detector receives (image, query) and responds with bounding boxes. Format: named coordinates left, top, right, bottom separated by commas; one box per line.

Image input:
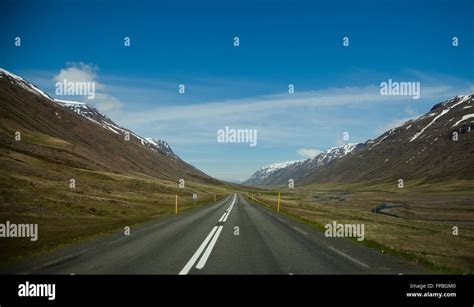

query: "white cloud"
left=53, top=62, right=121, bottom=112
left=54, top=62, right=99, bottom=86
left=375, top=117, right=414, bottom=135
left=404, top=106, right=418, bottom=117
left=119, top=83, right=459, bottom=125
left=93, top=93, right=122, bottom=113
left=469, top=84, right=474, bottom=93
left=45, top=66, right=472, bottom=151
left=115, top=81, right=465, bottom=147
left=297, top=148, right=321, bottom=159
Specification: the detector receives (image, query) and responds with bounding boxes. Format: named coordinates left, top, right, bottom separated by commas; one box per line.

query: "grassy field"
left=0, top=147, right=232, bottom=268
left=1, top=128, right=472, bottom=274
left=243, top=180, right=474, bottom=274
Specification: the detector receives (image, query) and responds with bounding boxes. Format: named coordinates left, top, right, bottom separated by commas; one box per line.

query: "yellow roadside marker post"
left=277, top=192, right=280, bottom=212
left=175, top=194, right=178, bottom=214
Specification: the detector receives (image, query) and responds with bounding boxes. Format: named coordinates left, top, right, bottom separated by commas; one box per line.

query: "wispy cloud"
left=22, top=66, right=474, bottom=182
left=297, top=148, right=321, bottom=158
left=54, top=62, right=101, bottom=87
left=375, top=117, right=413, bottom=135
left=114, top=80, right=468, bottom=147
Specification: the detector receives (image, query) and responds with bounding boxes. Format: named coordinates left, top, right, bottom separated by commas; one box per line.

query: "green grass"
left=1, top=126, right=472, bottom=274
left=0, top=147, right=232, bottom=268
left=246, top=189, right=473, bottom=274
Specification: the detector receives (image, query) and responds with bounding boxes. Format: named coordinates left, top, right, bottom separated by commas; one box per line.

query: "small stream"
left=372, top=202, right=404, bottom=218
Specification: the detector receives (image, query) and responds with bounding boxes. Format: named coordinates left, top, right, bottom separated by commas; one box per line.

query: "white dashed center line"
left=196, top=225, right=223, bottom=269
left=179, top=226, right=219, bottom=275
left=218, top=212, right=227, bottom=222
left=222, top=203, right=234, bottom=222
left=179, top=194, right=236, bottom=274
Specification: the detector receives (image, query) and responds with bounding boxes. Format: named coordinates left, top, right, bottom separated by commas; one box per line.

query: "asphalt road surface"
left=7, top=193, right=424, bottom=274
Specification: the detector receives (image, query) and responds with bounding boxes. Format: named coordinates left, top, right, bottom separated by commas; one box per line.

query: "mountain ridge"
left=243, top=143, right=358, bottom=186
left=244, top=94, right=474, bottom=187
left=0, top=68, right=218, bottom=184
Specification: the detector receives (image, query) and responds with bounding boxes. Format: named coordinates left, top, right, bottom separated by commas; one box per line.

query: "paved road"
left=7, top=193, right=424, bottom=274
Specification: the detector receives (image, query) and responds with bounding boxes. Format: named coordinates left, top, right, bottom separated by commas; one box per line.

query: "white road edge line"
left=24, top=249, right=88, bottom=274
left=196, top=226, right=223, bottom=269
left=108, top=236, right=130, bottom=245
left=179, top=226, right=218, bottom=275
left=329, top=246, right=369, bottom=268
left=292, top=226, right=308, bottom=236
left=275, top=216, right=285, bottom=223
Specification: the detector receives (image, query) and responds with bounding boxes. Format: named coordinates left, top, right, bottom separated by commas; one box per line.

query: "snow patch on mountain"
left=452, top=114, right=474, bottom=127
left=245, top=143, right=357, bottom=185
left=0, top=68, right=52, bottom=100
left=243, top=159, right=305, bottom=185
left=410, top=95, right=473, bottom=142
left=369, top=130, right=394, bottom=150
left=0, top=71, right=178, bottom=159
left=55, top=99, right=176, bottom=157
left=254, top=160, right=305, bottom=180
left=265, top=160, right=304, bottom=172
left=311, top=143, right=357, bottom=165
left=145, top=137, right=174, bottom=156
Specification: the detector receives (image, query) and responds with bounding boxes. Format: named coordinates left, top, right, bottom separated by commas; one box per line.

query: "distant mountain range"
left=2, top=68, right=473, bottom=189
left=243, top=144, right=358, bottom=186
left=244, top=94, right=474, bottom=187
left=0, top=68, right=218, bottom=184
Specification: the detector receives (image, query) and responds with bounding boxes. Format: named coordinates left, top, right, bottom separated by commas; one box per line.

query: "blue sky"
left=1, top=0, right=473, bottom=182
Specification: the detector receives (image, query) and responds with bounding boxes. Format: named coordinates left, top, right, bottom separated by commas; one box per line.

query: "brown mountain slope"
left=0, top=69, right=229, bottom=265
left=0, top=69, right=219, bottom=185
left=301, top=94, right=474, bottom=185
left=244, top=95, right=474, bottom=187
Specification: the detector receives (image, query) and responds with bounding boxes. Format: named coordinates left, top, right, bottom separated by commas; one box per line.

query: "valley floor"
left=246, top=181, right=474, bottom=273
left=4, top=194, right=423, bottom=275
left=0, top=151, right=231, bottom=268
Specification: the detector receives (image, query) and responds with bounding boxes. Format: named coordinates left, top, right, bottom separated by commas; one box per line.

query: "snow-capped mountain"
left=0, top=68, right=52, bottom=100
left=144, top=137, right=175, bottom=156
left=0, top=68, right=177, bottom=160
left=55, top=99, right=122, bottom=133
left=244, top=94, right=474, bottom=187
left=244, top=160, right=305, bottom=185
left=55, top=99, right=176, bottom=158
left=0, top=68, right=215, bottom=183
left=243, top=144, right=357, bottom=186
left=307, top=143, right=357, bottom=168
left=261, top=160, right=306, bottom=177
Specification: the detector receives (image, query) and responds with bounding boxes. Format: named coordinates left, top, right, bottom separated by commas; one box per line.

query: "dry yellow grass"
left=251, top=187, right=474, bottom=274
